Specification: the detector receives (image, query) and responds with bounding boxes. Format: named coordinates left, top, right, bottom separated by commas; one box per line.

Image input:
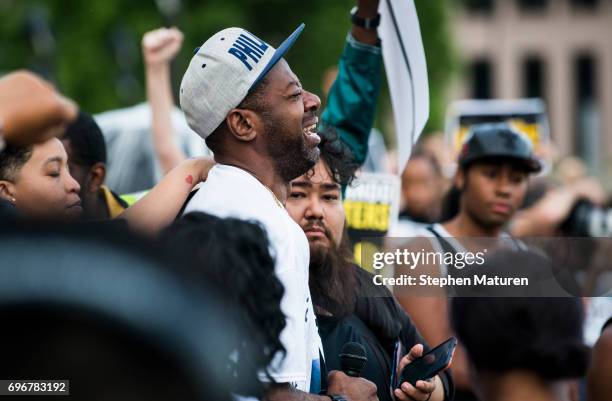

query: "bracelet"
left=350, top=6, right=381, bottom=30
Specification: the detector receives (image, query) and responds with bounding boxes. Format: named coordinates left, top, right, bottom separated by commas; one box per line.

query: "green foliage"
left=0, top=0, right=456, bottom=137
left=415, top=0, right=457, bottom=134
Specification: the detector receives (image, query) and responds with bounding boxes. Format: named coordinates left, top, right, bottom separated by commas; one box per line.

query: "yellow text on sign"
left=343, top=201, right=390, bottom=232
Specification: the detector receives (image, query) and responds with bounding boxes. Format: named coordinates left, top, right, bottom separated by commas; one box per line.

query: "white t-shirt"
left=184, top=164, right=323, bottom=392
left=390, top=218, right=428, bottom=238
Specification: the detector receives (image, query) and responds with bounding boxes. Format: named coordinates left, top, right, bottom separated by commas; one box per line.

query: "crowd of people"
left=1, top=0, right=610, bottom=400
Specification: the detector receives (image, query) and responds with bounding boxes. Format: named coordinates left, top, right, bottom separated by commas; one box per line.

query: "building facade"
left=450, top=0, right=612, bottom=185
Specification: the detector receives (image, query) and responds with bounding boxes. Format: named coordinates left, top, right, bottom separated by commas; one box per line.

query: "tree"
left=0, top=0, right=456, bottom=135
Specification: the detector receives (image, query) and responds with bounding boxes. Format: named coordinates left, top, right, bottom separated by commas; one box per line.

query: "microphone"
left=339, top=342, right=367, bottom=377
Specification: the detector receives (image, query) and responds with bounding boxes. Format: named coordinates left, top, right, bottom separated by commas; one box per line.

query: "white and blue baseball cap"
left=180, top=24, right=305, bottom=140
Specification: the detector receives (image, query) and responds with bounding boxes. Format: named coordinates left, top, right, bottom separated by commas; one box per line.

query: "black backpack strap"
left=318, top=349, right=329, bottom=395
left=425, top=226, right=467, bottom=295
left=425, top=225, right=458, bottom=258
left=176, top=188, right=200, bottom=220
left=511, top=236, right=528, bottom=251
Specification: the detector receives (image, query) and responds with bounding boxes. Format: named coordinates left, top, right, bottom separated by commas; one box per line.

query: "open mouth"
left=302, top=120, right=321, bottom=147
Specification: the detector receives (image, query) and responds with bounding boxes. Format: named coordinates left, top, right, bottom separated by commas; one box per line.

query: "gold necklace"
left=229, top=164, right=284, bottom=209
left=264, top=185, right=284, bottom=209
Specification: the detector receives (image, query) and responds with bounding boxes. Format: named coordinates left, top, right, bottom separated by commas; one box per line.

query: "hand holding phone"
left=397, top=337, right=456, bottom=388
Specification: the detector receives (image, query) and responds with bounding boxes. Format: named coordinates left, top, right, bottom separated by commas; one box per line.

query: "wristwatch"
left=350, top=6, right=381, bottom=30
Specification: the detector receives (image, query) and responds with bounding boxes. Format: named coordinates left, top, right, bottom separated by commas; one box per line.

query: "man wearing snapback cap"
left=180, top=25, right=377, bottom=401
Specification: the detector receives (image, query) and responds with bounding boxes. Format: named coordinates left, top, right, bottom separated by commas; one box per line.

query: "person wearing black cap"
left=395, top=122, right=541, bottom=401
left=442, top=122, right=541, bottom=227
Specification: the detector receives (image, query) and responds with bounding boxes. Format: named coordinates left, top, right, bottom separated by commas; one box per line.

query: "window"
left=516, top=0, right=548, bottom=11
left=576, top=55, right=595, bottom=103
left=462, top=0, right=495, bottom=14
left=471, top=59, right=493, bottom=99
left=574, top=54, right=599, bottom=164
left=570, top=0, right=598, bottom=10
left=523, top=57, right=545, bottom=99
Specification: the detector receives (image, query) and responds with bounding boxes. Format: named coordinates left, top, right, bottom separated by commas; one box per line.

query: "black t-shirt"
left=318, top=313, right=394, bottom=401
left=316, top=264, right=454, bottom=401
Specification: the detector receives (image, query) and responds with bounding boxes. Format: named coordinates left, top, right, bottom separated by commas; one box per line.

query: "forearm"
left=449, top=346, right=471, bottom=391
left=322, top=33, right=382, bottom=168
left=510, top=210, right=553, bottom=237
left=145, top=63, right=185, bottom=174
left=0, top=71, right=78, bottom=147
left=119, top=158, right=200, bottom=234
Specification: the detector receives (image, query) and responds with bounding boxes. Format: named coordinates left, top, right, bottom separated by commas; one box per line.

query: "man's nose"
left=66, top=173, right=80, bottom=194
left=303, top=90, right=321, bottom=114
left=495, top=174, right=512, bottom=196
left=304, top=196, right=324, bottom=219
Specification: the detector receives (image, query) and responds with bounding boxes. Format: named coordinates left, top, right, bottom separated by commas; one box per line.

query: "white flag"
left=379, top=0, right=429, bottom=172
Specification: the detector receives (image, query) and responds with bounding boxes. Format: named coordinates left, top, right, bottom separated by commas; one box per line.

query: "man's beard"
left=265, top=114, right=319, bottom=183
left=308, top=225, right=356, bottom=318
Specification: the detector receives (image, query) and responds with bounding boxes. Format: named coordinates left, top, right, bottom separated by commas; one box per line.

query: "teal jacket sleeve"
left=321, top=33, right=383, bottom=166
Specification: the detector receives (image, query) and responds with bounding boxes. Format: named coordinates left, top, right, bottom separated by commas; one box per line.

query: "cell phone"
left=397, top=337, right=457, bottom=387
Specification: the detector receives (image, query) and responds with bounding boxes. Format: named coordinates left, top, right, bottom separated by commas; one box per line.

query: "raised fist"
left=142, top=27, right=184, bottom=67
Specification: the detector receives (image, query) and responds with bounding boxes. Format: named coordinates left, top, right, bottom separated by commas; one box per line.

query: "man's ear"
left=0, top=180, right=16, bottom=203
left=225, top=108, right=261, bottom=142
left=87, top=162, right=106, bottom=193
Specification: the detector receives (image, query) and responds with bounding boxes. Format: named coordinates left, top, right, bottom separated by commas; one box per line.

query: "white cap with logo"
left=180, top=24, right=305, bottom=140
